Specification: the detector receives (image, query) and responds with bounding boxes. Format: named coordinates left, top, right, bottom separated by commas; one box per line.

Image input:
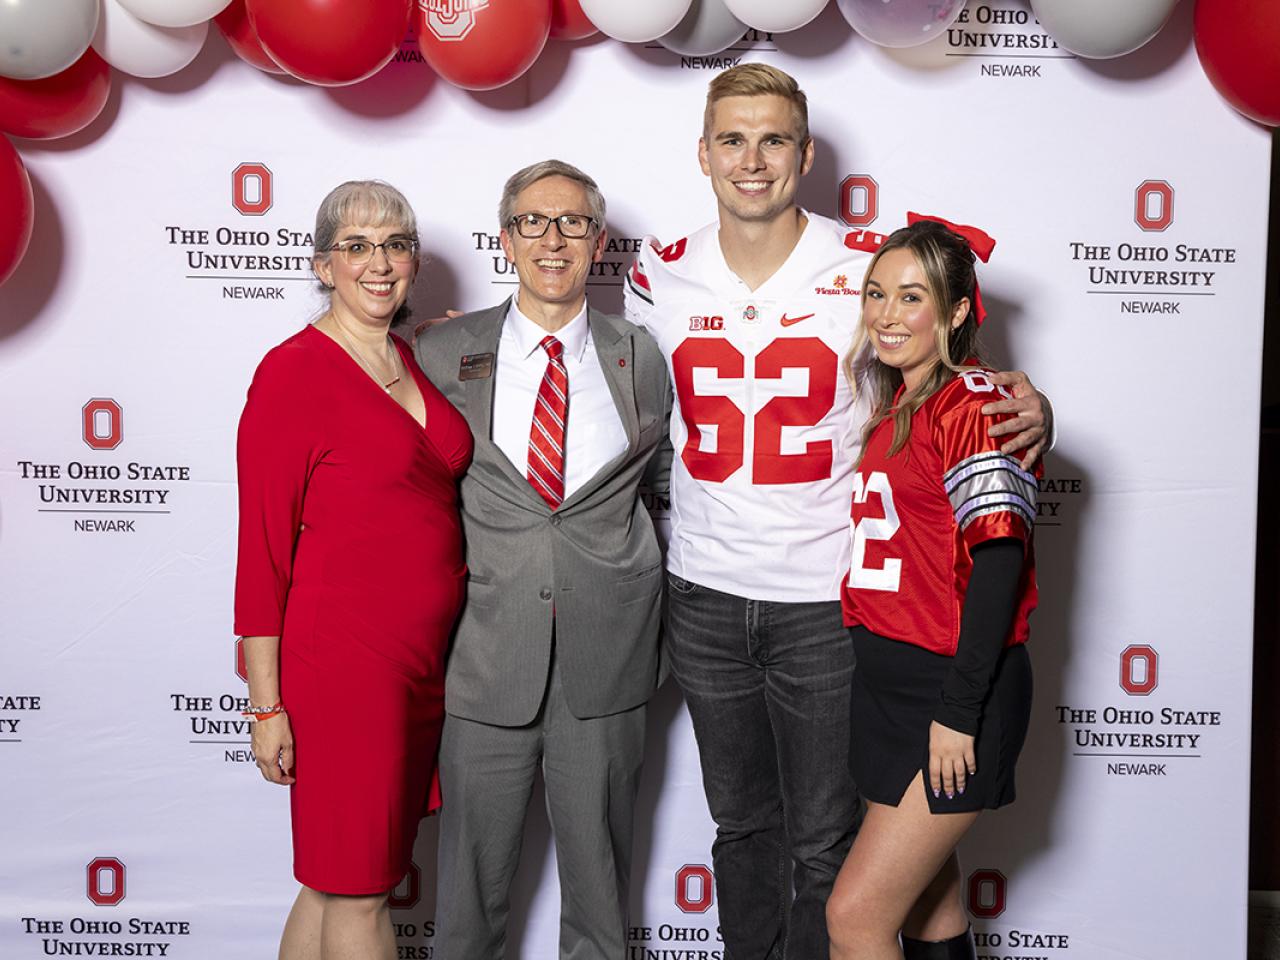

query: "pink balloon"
left=0, top=136, right=35, bottom=286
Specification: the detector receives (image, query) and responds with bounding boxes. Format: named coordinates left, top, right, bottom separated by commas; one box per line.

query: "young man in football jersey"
left=623, top=64, right=1049, bottom=959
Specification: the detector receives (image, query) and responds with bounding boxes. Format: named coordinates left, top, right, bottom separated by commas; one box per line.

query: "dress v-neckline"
left=307, top=324, right=429, bottom=431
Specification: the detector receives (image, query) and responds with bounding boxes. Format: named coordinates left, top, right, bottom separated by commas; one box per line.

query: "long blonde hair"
left=845, top=220, right=983, bottom=462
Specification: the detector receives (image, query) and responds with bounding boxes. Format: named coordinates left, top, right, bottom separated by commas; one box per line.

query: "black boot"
left=901, top=927, right=976, bottom=960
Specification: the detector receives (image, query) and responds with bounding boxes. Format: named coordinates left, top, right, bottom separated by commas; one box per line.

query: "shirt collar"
left=505, top=297, right=591, bottom=362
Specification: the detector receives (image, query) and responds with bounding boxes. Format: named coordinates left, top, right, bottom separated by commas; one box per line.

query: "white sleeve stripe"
left=944, top=450, right=1037, bottom=490
left=956, top=494, right=1036, bottom=533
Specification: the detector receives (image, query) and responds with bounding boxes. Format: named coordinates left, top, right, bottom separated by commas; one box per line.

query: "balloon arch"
left=0, top=0, right=1276, bottom=288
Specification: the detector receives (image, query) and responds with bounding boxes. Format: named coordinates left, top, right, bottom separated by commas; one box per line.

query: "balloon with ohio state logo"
left=1030, top=0, right=1178, bottom=59
left=1195, top=0, right=1280, bottom=127
left=416, top=0, right=552, bottom=92
left=0, top=48, right=112, bottom=141
left=0, top=136, right=35, bottom=287
left=550, top=0, right=598, bottom=40
left=247, top=0, right=412, bottom=87
left=835, top=0, right=965, bottom=48
left=213, top=0, right=286, bottom=74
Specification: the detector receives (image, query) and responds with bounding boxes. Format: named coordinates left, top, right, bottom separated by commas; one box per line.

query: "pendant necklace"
left=333, top=318, right=401, bottom=393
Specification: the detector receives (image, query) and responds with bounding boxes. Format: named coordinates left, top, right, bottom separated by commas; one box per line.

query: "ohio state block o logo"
left=388, top=861, right=420, bottom=909
left=675, top=864, right=714, bottom=914
left=232, top=163, right=273, bottom=216
left=838, top=175, right=879, bottom=229
left=87, top=857, right=126, bottom=906
left=1134, top=180, right=1173, bottom=232
left=234, top=638, right=248, bottom=683
left=1120, top=644, right=1158, bottom=696
left=966, top=868, right=1005, bottom=919
left=423, top=0, right=490, bottom=40
left=82, top=398, right=123, bottom=450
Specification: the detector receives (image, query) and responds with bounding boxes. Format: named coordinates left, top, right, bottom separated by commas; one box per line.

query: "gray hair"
left=312, top=180, right=419, bottom=324
left=497, top=159, right=606, bottom=233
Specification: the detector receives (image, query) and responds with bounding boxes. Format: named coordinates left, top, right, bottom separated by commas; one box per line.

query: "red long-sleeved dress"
left=234, top=325, right=472, bottom=894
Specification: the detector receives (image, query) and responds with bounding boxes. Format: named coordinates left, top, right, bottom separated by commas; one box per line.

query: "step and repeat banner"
left=0, top=2, right=1268, bottom=957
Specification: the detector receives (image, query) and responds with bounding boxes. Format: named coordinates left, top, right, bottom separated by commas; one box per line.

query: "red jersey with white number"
left=841, top=371, right=1040, bottom=655
left=624, top=214, right=879, bottom=602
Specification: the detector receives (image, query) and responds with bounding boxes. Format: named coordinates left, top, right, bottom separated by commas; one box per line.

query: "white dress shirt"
left=492, top=298, right=629, bottom=502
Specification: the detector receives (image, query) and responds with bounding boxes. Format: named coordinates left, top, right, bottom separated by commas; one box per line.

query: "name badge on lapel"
left=459, top=353, right=494, bottom=381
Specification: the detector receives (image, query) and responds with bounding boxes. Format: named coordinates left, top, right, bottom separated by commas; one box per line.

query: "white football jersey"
left=625, top=213, right=878, bottom=602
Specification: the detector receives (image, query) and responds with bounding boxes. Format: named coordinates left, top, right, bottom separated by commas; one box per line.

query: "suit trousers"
left=435, top=652, right=646, bottom=960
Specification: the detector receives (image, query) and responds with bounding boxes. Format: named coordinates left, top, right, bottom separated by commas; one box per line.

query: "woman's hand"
left=929, top=720, right=976, bottom=800
left=251, top=712, right=296, bottom=786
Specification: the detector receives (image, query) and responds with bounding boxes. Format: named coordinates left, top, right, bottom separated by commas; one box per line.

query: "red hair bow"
left=907, top=211, right=996, bottom=325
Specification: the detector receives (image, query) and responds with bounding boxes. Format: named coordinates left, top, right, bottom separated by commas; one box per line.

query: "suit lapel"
left=559, top=309, right=638, bottom=511
left=461, top=301, right=547, bottom=509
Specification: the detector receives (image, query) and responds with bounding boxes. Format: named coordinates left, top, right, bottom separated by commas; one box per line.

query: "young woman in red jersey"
left=826, top=218, right=1040, bottom=960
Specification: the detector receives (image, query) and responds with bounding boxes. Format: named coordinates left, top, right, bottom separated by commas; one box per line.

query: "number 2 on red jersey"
left=671, top=336, right=837, bottom=485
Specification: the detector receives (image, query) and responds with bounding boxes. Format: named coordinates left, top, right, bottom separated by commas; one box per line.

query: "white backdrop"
left=0, top=2, right=1268, bottom=957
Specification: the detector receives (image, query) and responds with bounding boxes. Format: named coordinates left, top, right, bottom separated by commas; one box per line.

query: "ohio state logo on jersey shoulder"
left=658, top=237, right=689, bottom=263
left=421, top=0, right=489, bottom=41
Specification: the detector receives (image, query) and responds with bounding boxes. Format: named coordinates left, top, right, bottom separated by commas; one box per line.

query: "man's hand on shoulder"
left=982, top=370, right=1053, bottom=469
left=414, top=309, right=464, bottom=339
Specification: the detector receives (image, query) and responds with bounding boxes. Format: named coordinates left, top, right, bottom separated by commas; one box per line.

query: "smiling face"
left=863, top=247, right=969, bottom=392
left=698, top=94, right=814, bottom=228
left=499, top=174, right=606, bottom=326
left=313, top=223, right=417, bottom=328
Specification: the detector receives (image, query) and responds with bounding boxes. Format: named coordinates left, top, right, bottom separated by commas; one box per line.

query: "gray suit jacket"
left=414, top=301, right=671, bottom=726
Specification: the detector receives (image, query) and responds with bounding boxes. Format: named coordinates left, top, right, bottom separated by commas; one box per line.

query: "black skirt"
left=848, top=625, right=1032, bottom=814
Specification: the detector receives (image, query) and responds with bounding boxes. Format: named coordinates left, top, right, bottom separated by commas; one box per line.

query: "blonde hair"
left=846, top=220, right=982, bottom=461
left=703, top=63, right=810, bottom=144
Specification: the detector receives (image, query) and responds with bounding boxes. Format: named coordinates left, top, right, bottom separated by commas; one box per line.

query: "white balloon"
left=578, top=0, right=692, bottom=43
left=117, top=0, right=233, bottom=30
left=723, top=0, right=827, bottom=34
left=0, top=0, right=100, bottom=81
left=93, top=0, right=209, bottom=78
left=659, top=0, right=747, bottom=56
left=836, top=0, right=965, bottom=49
left=1030, top=0, right=1179, bottom=59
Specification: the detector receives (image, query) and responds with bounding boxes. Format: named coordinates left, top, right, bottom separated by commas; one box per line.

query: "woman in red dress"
left=234, top=181, right=472, bottom=960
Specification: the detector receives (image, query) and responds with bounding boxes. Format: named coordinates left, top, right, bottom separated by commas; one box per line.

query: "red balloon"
left=247, top=0, right=413, bottom=87
left=417, top=0, right=550, bottom=90
left=0, top=137, right=35, bottom=287
left=1195, top=0, right=1280, bottom=126
left=214, top=0, right=286, bottom=75
left=550, top=0, right=598, bottom=40
left=0, top=49, right=111, bottom=141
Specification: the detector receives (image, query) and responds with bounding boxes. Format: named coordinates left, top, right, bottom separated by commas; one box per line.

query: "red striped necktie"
left=527, top=335, right=568, bottom=509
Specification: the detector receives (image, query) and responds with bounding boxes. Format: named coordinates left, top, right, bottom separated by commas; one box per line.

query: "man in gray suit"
left=413, top=159, right=670, bottom=959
